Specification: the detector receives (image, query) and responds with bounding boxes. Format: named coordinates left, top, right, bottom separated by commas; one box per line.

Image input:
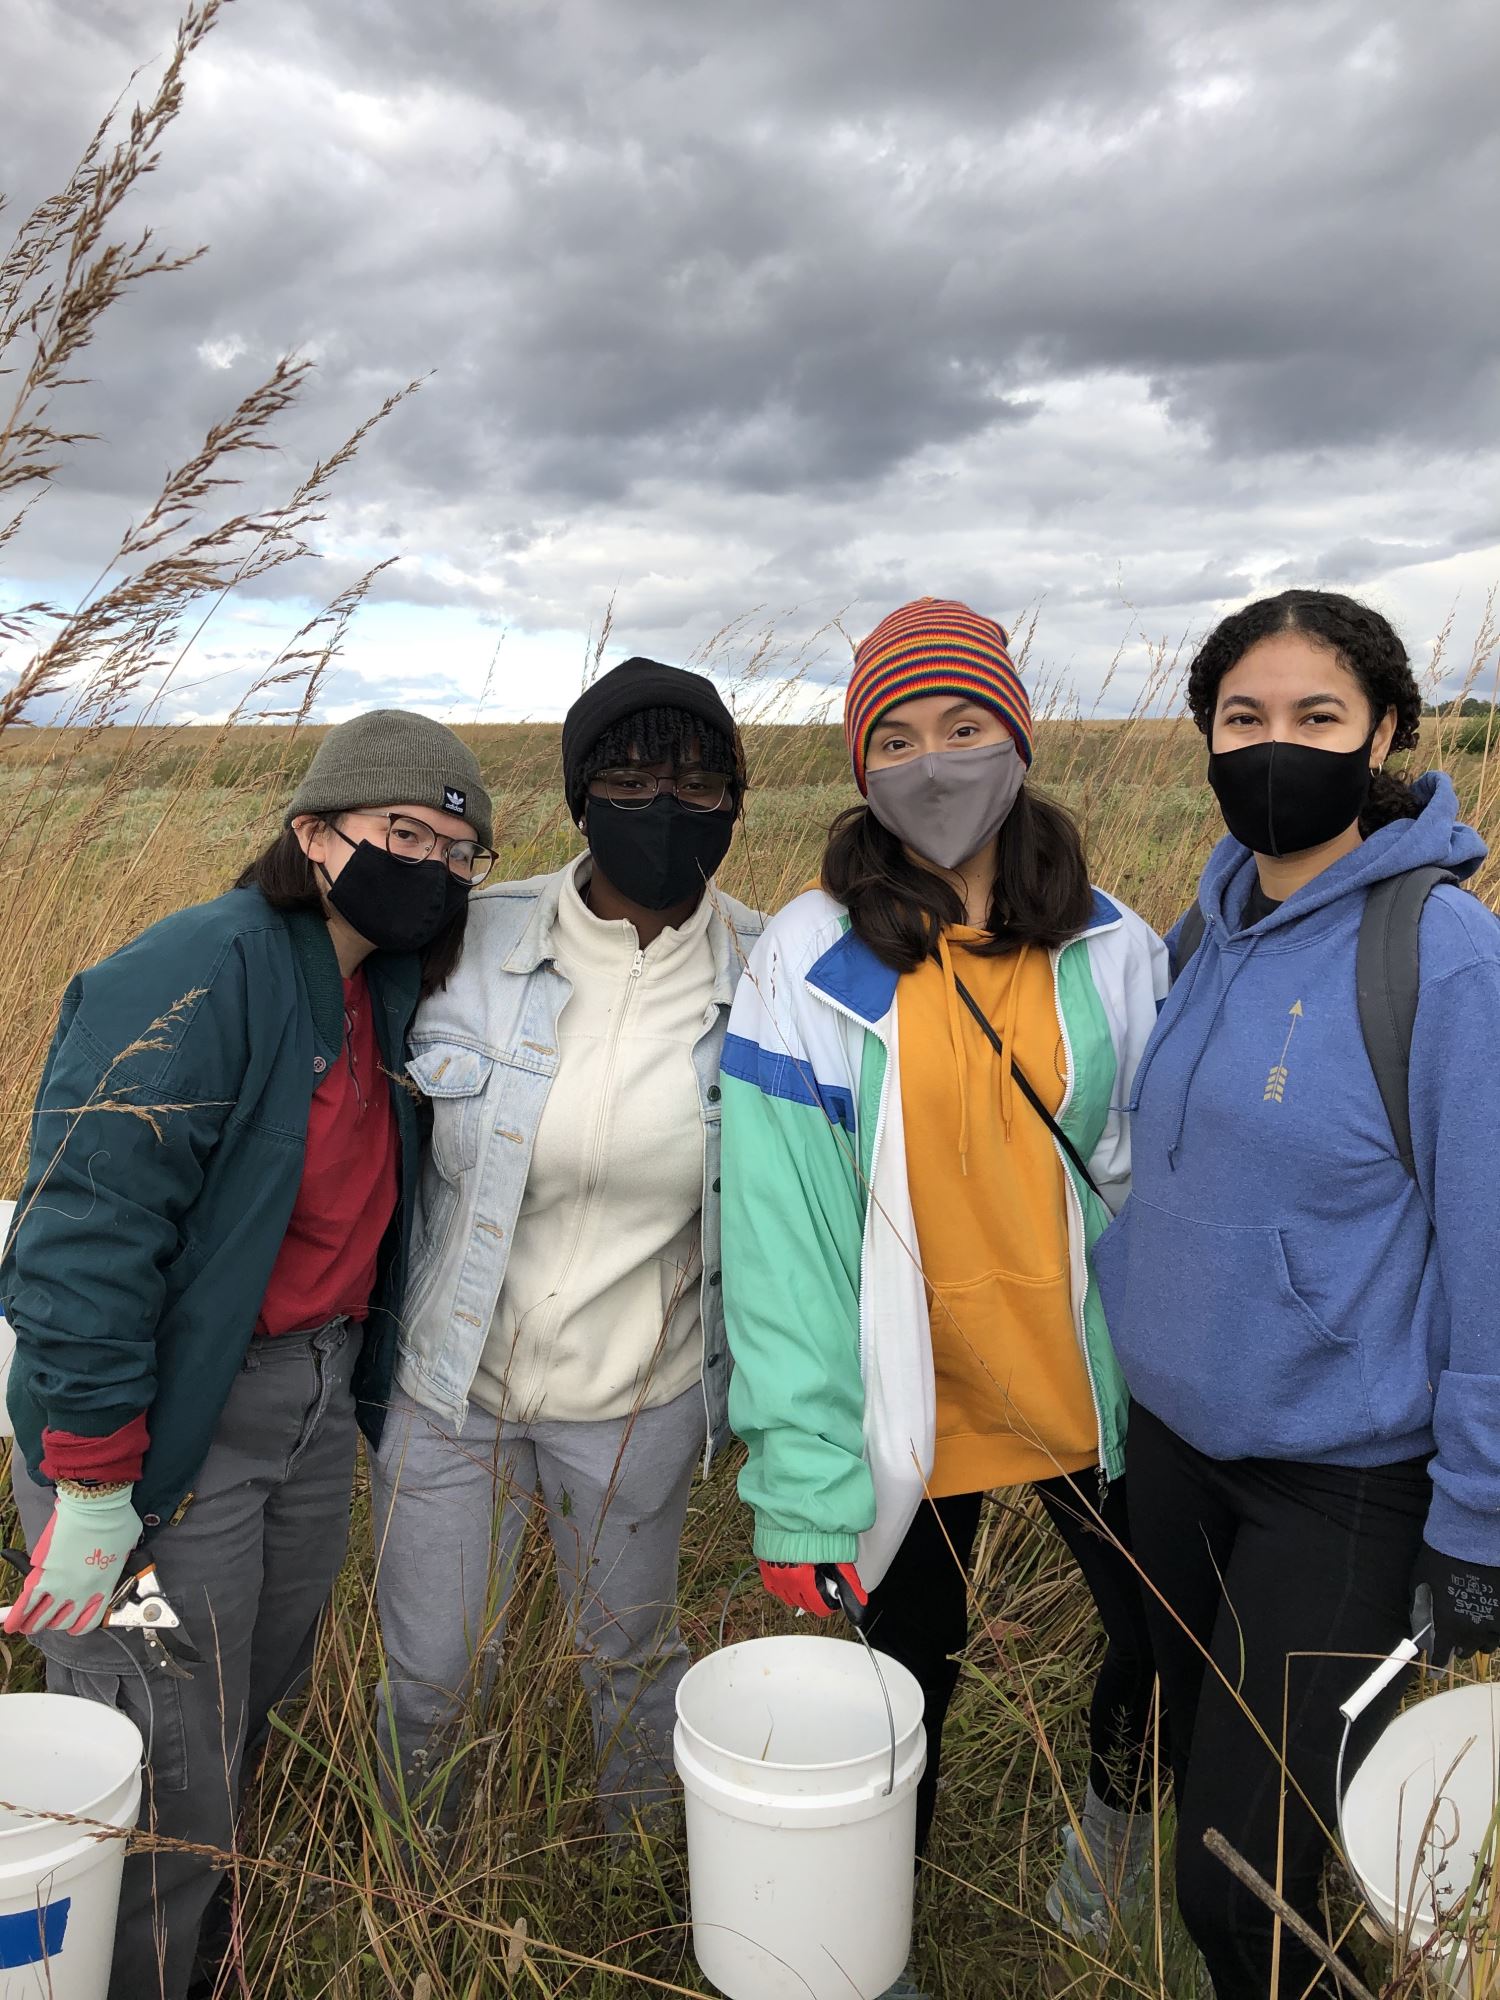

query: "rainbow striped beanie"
left=844, top=597, right=1033, bottom=793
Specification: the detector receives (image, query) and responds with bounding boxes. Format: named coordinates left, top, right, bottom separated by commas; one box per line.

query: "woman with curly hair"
left=370, top=659, right=760, bottom=1835
left=1094, top=590, right=1500, bottom=1997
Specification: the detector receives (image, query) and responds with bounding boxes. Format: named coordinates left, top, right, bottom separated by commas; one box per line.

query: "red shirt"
left=256, top=968, right=399, bottom=1335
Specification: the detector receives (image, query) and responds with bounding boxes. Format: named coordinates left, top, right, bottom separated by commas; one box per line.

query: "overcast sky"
left=4, top=0, right=1497, bottom=724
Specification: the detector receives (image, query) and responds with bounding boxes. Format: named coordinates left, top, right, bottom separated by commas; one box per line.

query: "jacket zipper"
left=1049, top=941, right=1111, bottom=1493
left=797, top=980, right=894, bottom=1394
left=517, top=944, right=645, bottom=1411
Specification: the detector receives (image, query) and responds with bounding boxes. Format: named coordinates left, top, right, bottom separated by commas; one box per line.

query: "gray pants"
left=9, top=1319, right=358, bottom=2000
left=370, top=1382, right=703, bottom=1832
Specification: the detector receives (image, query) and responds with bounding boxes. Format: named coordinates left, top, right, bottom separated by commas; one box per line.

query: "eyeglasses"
left=341, top=812, right=498, bottom=885
left=587, top=769, right=735, bottom=813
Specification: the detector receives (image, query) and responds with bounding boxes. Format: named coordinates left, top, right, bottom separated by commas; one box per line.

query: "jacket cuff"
left=753, top=1523, right=860, bottom=1565
left=1430, top=1371, right=1500, bottom=1565
left=41, top=1412, right=150, bottom=1486
left=1424, top=1487, right=1500, bottom=1569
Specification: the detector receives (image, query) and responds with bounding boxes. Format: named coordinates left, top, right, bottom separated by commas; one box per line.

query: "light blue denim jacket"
left=396, top=860, right=763, bottom=1464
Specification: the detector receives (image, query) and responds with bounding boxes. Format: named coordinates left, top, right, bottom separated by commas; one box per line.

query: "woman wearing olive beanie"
left=2, top=709, right=492, bottom=2000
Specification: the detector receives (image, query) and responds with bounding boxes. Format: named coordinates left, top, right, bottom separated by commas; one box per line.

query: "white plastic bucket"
left=1342, top=1681, right=1500, bottom=1996
left=674, top=1633, right=926, bottom=2000
left=0, top=1197, right=16, bottom=1439
left=0, top=1693, right=143, bottom=2000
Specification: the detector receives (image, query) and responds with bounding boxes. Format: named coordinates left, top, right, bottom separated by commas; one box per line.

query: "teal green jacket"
left=720, top=887, right=1168, bottom=1586
left=1, top=888, right=422, bottom=1530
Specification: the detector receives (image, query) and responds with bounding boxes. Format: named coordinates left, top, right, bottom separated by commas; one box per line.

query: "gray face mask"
left=864, top=739, right=1025, bottom=871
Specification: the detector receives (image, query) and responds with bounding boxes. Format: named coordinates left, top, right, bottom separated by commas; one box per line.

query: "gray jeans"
left=369, top=1382, right=703, bottom=1832
left=9, top=1319, right=358, bottom=2000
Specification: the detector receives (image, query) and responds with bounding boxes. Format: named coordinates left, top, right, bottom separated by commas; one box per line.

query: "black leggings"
left=1127, top=1402, right=1430, bottom=2000
left=864, top=1474, right=1156, bottom=1853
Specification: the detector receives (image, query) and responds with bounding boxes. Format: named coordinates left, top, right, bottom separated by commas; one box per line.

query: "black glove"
left=1410, top=1543, right=1500, bottom=1663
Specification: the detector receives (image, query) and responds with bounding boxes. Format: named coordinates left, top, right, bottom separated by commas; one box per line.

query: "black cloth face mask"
left=1206, top=731, right=1376, bottom=858
left=585, top=795, right=734, bottom=911
left=321, top=831, right=469, bottom=953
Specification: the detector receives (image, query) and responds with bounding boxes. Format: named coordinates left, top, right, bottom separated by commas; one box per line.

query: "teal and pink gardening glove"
left=3, top=1484, right=143, bottom=1637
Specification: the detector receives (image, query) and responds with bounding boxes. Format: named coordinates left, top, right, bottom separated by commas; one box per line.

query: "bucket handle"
left=717, top=1564, right=899, bottom=1798
left=1333, top=1637, right=1421, bottom=1861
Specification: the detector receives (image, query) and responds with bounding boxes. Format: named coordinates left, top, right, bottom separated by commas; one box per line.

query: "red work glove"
left=758, top=1560, right=867, bottom=1622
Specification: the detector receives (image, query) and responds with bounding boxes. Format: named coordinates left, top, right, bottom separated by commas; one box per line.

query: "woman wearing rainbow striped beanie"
left=719, top=598, right=1169, bottom=1986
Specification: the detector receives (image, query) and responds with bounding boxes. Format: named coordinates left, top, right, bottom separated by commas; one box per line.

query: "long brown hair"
left=234, top=822, right=468, bottom=996
left=821, top=785, right=1095, bottom=973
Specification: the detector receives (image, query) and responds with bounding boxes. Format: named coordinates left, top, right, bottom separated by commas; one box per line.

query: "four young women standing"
left=5, top=592, right=1498, bottom=1999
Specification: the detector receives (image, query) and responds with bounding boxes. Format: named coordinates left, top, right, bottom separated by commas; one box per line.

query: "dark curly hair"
left=1187, top=589, right=1424, bottom=835
left=575, top=705, right=743, bottom=818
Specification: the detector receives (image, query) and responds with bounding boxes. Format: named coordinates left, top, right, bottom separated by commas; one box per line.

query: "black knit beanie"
left=561, top=658, right=740, bottom=818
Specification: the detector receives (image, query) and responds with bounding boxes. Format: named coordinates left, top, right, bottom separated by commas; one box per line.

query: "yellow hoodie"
left=897, top=927, right=1098, bottom=1496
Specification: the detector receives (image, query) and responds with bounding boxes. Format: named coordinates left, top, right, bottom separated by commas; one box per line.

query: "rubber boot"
left=1044, top=1783, right=1156, bottom=1942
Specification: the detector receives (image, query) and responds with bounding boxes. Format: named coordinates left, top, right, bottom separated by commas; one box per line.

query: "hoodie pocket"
left=1095, top=1194, right=1373, bottom=1459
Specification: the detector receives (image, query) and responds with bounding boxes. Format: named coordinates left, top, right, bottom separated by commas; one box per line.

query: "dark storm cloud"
left=3, top=0, right=1497, bottom=714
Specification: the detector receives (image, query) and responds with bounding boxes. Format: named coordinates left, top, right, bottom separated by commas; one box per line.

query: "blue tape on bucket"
left=0, top=1896, right=71, bottom=1968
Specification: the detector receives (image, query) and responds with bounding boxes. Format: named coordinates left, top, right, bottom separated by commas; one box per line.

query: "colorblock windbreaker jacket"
left=720, top=886, right=1168, bottom=1588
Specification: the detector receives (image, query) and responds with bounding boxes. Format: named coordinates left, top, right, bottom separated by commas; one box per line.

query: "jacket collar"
left=282, top=904, right=422, bottom=1063
left=284, top=907, right=346, bottom=1061
left=806, top=887, right=1124, bottom=1028
left=501, top=857, right=755, bottom=1008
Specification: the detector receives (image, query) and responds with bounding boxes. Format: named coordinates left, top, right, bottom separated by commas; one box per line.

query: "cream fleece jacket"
left=470, top=859, right=716, bottom=1424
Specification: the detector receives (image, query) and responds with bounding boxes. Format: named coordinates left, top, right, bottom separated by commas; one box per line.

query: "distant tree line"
left=1423, top=698, right=1499, bottom=716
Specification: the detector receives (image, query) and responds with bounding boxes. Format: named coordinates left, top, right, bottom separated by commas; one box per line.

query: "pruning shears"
left=1, top=1546, right=204, bottom=1680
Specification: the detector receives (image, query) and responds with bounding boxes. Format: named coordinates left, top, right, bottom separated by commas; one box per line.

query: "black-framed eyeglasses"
left=587, top=768, right=734, bottom=813
left=339, top=812, right=498, bottom=884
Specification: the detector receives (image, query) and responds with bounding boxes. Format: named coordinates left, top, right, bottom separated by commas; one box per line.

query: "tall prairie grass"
left=5, top=8, right=1500, bottom=1996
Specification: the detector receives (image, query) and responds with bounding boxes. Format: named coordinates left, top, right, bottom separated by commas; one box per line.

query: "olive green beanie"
left=285, top=709, right=492, bottom=847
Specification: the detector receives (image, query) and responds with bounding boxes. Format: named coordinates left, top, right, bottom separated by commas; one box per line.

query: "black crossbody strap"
left=951, top=972, right=1105, bottom=1202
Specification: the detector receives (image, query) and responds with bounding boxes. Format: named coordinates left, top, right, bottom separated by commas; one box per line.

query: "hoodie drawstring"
left=937, top=931, right=971, bottom=1173
left=1164, top=934, right=1262, bottom=1169
left=937, top=930, right=1031, bottom=1172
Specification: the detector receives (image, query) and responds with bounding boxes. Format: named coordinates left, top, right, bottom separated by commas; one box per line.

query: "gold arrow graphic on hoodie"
left=1264, top=1000, right=1304, bottom=1104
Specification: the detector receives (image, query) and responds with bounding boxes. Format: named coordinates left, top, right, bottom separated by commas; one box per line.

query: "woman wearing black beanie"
left=370, top=658, right=762, bottom=1833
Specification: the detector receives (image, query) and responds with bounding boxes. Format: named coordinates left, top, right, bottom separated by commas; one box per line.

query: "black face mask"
left=321, top=835, right=469, bottom=953
left=1206, top=733, right=1376, bottom=858
left=585, top=795, right=734, bottom=911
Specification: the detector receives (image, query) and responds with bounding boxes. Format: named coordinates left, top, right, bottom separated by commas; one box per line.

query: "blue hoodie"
left=1094, top=774, right=1500, bottom=1565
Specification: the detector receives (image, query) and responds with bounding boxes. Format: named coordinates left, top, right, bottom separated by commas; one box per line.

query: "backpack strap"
left=1356, top=865, right=1456, bottom=1182
left=1169, top=902, right=1206, bottom=984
